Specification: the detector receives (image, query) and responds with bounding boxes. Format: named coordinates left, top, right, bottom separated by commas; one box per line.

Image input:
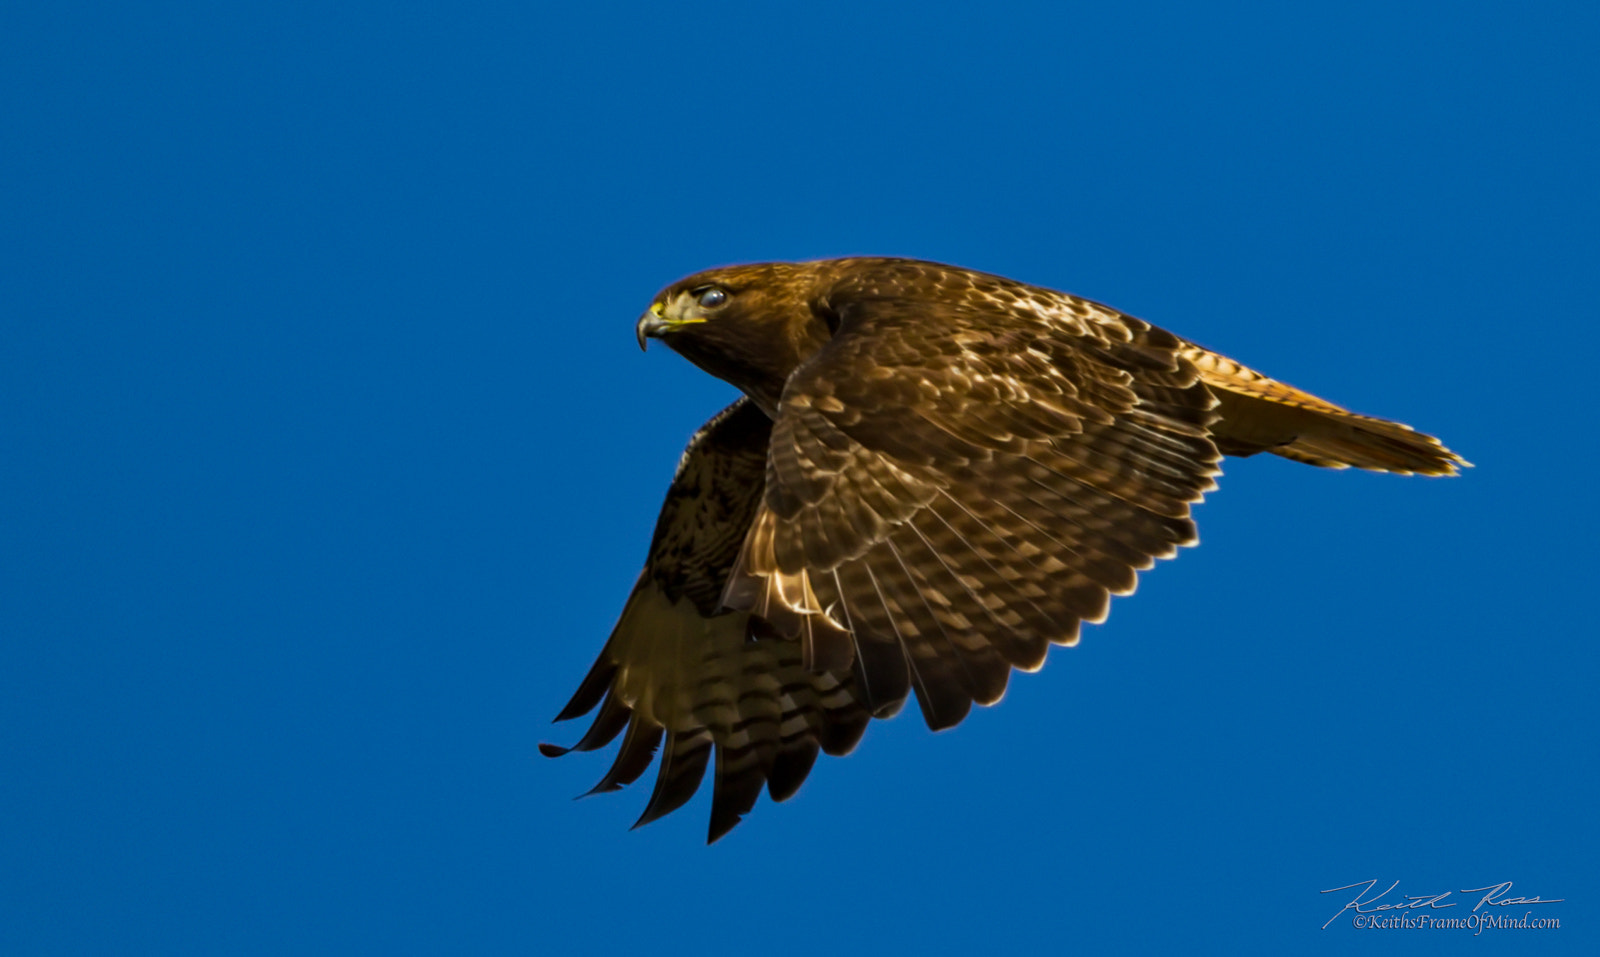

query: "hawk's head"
left=636, top=261, right=837, bottom=416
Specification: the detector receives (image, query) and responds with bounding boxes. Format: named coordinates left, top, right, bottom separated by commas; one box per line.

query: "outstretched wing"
left=723, top=261, right=1223, bottom=731
left=542, top=399, right=871, bottom=842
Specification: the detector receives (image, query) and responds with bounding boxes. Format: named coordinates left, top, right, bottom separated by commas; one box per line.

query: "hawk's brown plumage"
left=544, top=257, right=1466, bottom=841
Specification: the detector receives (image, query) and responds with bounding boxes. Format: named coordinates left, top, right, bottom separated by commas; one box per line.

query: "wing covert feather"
left=719, top=263, right=1223, bottom=733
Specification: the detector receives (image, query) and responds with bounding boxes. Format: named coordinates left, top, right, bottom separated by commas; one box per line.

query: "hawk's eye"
left=695, top=286, right=729, bottom=309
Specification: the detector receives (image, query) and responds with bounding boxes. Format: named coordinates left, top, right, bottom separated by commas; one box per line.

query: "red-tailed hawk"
left=543, top=257, right=1466, bottom=842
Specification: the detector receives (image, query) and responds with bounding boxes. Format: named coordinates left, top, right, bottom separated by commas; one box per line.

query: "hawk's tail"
left=1181, top=345, right=1469, bottom=476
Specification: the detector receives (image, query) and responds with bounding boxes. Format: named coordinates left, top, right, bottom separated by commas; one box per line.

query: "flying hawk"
left=543, top=257, right=1465, bottom=842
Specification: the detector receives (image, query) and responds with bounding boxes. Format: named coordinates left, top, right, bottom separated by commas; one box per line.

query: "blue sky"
left=3, top=2, right=1595, bottom=954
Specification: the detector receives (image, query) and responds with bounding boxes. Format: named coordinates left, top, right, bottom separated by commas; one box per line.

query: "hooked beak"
left=635, top=304, right=704, bottom=351
left=636, top=311, right=667, bottom=351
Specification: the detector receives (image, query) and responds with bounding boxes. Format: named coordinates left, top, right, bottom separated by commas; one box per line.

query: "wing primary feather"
left=1016, top=456, right=1196, bottom=555
left=918, top=494, right=1061, bottom=658
left=632, top=729, right=713, bottom=829
left=931, top=489, right=1088, bottom=643
left=936, top=483, right=1112, bottom=627
left=825, top=567, right=910, bottom=718
left=987, top=492, right=1137, bottom=596
left=885, top=532, right=1011, bottom=706
left=708, top=740, right=771, bottom=844
left=552, top=651, right=617, bottom=722
left=766, top=743, right=820, bottom=802
left=998, top=466, right=1161, bottom=574
left=896, top=515, right=1044, bottom=672
left=703, top=656, right=783, bottom=841
left=816, top=688, right=871, bottom=755
left=766, top=693, right=823, bottom=803
left=854, top=555, right=967, bottom=731
left=538, top=691, right=631, bottom=758
left=581, top=714, right=663, bottom=797
left=872, top=536, right=990, bottom=723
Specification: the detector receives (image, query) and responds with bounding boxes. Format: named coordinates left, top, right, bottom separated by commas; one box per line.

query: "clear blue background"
left=3, top=2, right=1594, bottom=954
